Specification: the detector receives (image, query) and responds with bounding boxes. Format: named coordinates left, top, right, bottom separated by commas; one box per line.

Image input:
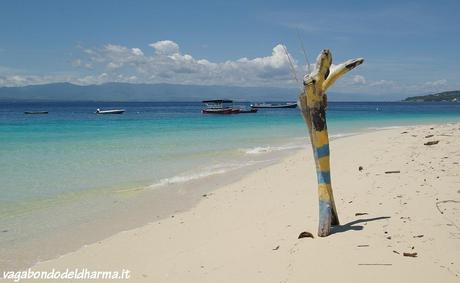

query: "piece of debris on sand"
left=298, top=231, right=314, bottom=239
left=424, top=140, right=439, bottom=146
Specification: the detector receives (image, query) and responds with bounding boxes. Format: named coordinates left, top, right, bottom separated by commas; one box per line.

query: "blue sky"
left=0, top=0, right=459, bottom=98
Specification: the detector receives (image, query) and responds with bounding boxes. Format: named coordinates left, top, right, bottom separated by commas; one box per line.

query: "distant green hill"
left=404, top=90, right=460, bottom=102
left=0, top=82, right=395, bottom=102
left=0, top=82, right=298, bottom=102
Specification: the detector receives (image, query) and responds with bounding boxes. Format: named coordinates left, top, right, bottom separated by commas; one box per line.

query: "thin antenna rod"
left=296, top=29, right=311, bottom=73
left=282, top=44, right=300, bottom=86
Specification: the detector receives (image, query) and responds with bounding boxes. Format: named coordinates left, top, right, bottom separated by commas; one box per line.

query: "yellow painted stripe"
left=313, top=130, right=329, bottom=148
left=318, top=155, right=330, bottom=171
left=318, top=183, right=331, bottom=201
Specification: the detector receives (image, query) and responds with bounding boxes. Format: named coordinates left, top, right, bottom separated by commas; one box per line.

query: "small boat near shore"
left=201, top=100, right=241, bottom=114
left=95, top=108, right=125, bottom=114
left=202, top=100, right=259, bottom=114
left=250, top=102, right=297, bottom=109
left=202, top=100, right=238, bottom=114
left=24, top=111, right=48, bottom=114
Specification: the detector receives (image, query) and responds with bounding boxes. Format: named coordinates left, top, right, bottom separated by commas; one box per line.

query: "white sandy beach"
left=24, top=123, right=460, bottom=282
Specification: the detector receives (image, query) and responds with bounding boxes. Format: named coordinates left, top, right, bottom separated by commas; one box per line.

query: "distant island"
left=0, top=82, right=298, bottom=102
left=0, top=82, right=389, bottom=102
left=404, top=90, right=460, bottom=102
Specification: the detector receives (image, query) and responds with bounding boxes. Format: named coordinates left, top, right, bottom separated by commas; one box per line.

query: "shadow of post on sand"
left=331, top=216, right=391, bottom=235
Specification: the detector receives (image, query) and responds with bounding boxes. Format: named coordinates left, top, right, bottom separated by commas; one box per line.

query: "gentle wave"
left=241, top=132, right=359, bottom=155
left=329, top=132, right=359, bottom=139
left=148, top=160, right=271, bottom=189
left=242, top=144, right=306, bottom=155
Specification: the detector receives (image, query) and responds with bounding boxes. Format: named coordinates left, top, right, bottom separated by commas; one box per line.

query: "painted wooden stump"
left=298, top=49, right=364, bottom=237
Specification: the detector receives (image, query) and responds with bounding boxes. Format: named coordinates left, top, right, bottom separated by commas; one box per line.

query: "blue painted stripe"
left=316, top=144, right=329, bottom=159
left=317, top=171, right=331, bottom=184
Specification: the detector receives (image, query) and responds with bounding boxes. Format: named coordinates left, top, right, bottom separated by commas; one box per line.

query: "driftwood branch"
left=298, top=49, right=363, bottom=237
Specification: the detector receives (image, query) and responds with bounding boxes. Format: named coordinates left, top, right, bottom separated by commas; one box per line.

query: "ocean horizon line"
left=1, top=99, right=427, bottom=103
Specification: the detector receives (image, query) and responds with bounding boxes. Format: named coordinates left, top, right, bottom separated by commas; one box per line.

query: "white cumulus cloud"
left=69, top=40, right=295, bottom=87
left=1, top=40, right=456, bottom=97
left=149, top=40, right=180, bottom=55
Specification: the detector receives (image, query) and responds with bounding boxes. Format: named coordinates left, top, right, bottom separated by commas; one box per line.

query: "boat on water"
left=250, top=102, right=297, bottom=109
left=202, top=100, right=259, bottom=114
left=24, top=111, right=48, bottom=114
left=202, top=100, right=240, bottom=114
left=238, top=107, right=258, bottom=113
left=95, top=108, right=125, bottom=114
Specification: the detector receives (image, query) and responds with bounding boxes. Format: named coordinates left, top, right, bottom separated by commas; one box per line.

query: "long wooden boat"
left=250, top=102, right=297, bottom=109
left=202, top=100, right=239, bottom=114
left=24, top=111, right=48, bottom=114
left=202, top=100, right=259, bottom=114
left=96, top=108, right=125, bottom=114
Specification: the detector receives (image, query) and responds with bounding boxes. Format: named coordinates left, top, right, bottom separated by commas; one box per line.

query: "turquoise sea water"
left=1, top=101, right=460, bottom=269
left=1, top=101, right=460, bottom=209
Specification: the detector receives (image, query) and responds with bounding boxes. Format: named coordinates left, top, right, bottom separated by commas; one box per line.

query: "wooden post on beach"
left=298, top=49, right=363, bottom=237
